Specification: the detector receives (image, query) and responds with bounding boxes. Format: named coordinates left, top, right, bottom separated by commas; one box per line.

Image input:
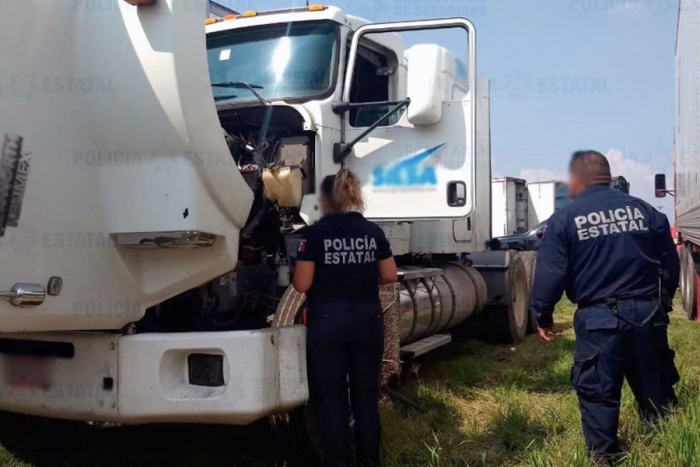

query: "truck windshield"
left=207, top=21, right=338, bottom=105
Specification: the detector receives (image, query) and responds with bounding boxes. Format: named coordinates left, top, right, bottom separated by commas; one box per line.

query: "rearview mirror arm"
left=333, top=98, right=411, bottom=164
left=331, top=100, right=410, bottom=114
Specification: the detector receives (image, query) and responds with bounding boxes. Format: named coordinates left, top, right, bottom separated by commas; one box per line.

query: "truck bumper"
left=0, top=326, right=308, bottom=425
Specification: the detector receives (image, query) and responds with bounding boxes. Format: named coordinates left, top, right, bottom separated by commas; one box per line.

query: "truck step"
left=400, top=334, right=452, bottom=358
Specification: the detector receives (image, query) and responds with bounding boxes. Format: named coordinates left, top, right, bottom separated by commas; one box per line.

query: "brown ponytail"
left=320, top=169, right=366, bottom=213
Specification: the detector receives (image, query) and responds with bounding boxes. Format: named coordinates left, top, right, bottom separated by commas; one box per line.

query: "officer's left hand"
left=537, top=327, right=555, bottom=342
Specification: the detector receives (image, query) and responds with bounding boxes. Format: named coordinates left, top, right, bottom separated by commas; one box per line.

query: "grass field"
left=1, top=299, right=700, bottom=467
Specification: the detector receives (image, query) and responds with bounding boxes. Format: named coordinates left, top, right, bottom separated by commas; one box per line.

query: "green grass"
left=2, top=299, right=700, bottom=466
left=380, top=299, right=700, bottom=467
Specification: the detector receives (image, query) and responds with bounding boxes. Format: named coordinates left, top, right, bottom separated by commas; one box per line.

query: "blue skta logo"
left=372, top=144, right=445, bottom=188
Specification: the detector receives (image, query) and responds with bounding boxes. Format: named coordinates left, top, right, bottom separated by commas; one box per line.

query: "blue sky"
left=218, top=0, right=678, bottom=211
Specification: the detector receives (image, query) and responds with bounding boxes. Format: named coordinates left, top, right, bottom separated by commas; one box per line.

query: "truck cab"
left=203, top=5, right=489, bottom=244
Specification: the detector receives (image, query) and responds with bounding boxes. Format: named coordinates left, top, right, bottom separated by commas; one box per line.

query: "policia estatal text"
left=530, top=151, right=680, bottom=463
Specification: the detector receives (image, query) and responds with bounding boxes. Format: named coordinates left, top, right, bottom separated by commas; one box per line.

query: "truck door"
left=337, top=19, right=478, bottom=221
left=0, top=0, right=253, bottom=332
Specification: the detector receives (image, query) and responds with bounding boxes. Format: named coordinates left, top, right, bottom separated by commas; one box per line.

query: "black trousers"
left=572, top=299, right=680, bottom=462
left=306, top=300, right=384, bottom=467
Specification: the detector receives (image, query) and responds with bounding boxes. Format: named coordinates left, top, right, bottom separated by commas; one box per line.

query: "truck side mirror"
left=654, top=174, right=667, bottom=198
left=405, top=45, right=443, bottom=125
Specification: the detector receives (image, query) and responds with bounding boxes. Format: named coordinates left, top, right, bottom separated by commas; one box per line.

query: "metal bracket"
left=398, top=268, right=444, bottom=281
left=332, top=99, right=411, bottom=164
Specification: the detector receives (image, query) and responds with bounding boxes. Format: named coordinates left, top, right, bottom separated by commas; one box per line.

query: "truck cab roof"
left=205, top=5, right=368, bottom=34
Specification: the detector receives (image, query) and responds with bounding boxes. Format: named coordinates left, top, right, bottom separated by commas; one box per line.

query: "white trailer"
left=491, top=177, right=528, bottom=238
left=0, top=1, right=528, bottom=427
left=527, top=181, right=569, bottom=226
left=656, top=0, right=700, bottom=320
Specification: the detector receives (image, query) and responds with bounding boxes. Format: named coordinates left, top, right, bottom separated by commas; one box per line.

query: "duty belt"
left=578, top=270, right=668, bottom=327
left=579, top=296, right=660, bottom=327
left=578, top=295, right=657, bottom=310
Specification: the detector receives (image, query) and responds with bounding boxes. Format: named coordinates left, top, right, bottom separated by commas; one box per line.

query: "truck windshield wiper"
left=214, top=94, right=239, bottom=102
left=211, top=81, right=268, bottom=106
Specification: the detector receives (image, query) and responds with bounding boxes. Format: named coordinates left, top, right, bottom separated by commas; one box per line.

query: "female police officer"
left=293, top=169, right=398, bottom=467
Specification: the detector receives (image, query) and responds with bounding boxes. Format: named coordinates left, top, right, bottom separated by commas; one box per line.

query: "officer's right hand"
left=537, top=327, right=555, bottom=342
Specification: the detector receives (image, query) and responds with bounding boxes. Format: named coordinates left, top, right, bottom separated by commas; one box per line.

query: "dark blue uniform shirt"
left=531, top=185, right=680, bottom=328
left=296, top=212, right=393, bottom=305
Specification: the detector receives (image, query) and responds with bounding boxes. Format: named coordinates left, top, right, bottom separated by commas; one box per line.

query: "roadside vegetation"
left=2, top=298, right=700, bottom=466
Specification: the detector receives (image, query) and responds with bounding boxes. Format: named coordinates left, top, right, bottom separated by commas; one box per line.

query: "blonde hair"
left=321, top=169, right=366, bottom=213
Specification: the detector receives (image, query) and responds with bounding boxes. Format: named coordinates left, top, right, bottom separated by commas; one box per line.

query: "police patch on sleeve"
left=574, top=206, right=648, bottom=241
left=298, top=239, right=307, bottom=253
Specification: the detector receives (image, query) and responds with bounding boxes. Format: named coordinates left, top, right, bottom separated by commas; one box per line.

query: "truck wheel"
left=518, top=251, right=539, bottom=334
left=679, top=245, right=688, bottom=315
left=519, top=251, right=537, bottom=289
left=271, top=410, right=320, bottom=466
left=483, top=254, right=529, bottom=344
left=680, top=244, right=697, bottom=320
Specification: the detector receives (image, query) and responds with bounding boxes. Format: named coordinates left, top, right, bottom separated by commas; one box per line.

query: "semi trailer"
left=527, top=181, right=569, bottom=227
left=656, top=0, right=700, bottom=320
left=0, top=0, right=529, bottom=426
left=491, top=177, right=528, bottom=238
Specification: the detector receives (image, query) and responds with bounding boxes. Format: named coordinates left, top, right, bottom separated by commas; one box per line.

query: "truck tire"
left=680, top=244, right=697, bottom=320
left=271, top=409, right=320, bottom=466
left=519, top=251, right=537, bottom=289
left=482, top=254, right=529, bottom=344
left=272, top=285, right=306, bottom=327
left=518, top=251, right=539, bottom=334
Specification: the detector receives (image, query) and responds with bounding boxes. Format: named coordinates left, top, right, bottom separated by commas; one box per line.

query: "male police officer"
left=530, top=150, right=680, bottom=463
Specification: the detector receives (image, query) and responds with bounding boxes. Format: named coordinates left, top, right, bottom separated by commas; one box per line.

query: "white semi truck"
left=0, top=1, right=528, bottom=426
left=656, top=0, right=699, bottom=321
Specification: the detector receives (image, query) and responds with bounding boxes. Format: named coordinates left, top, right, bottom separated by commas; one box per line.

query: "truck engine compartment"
left=137, top=106, right=315, bottom=333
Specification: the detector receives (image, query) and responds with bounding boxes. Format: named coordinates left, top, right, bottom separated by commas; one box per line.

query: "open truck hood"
left=0, top=0, right=253, bottom=332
